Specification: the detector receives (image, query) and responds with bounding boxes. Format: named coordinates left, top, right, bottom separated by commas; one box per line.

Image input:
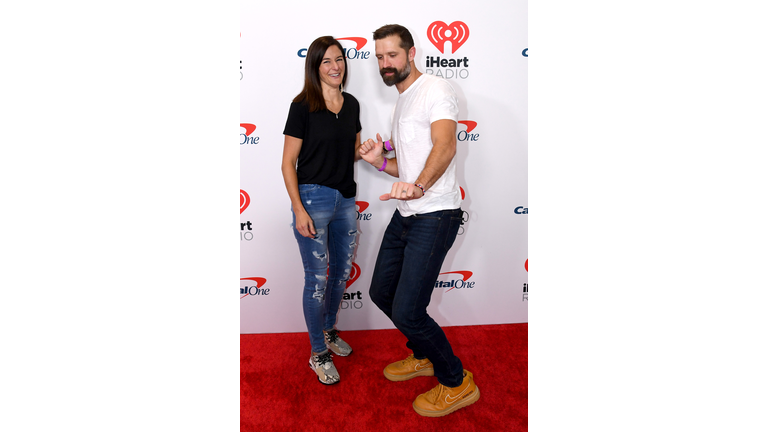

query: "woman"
left=281, top=36, right=363, bottom=385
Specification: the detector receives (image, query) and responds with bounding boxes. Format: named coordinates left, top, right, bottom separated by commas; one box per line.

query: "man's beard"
left=379, top=62, right=411, bottom=87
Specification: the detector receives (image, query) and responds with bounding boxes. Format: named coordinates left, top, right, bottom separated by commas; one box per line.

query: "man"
left=358, top=24, right=479, bottom=417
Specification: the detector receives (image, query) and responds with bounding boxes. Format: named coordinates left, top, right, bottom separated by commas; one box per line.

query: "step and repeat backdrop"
left=240, top=0, right=527, bottom=334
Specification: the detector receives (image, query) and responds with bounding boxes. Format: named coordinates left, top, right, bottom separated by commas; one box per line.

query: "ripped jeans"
left=292, top=184, right=358, bottom=354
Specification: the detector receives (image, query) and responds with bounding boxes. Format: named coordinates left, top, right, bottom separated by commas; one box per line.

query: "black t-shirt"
left=283, top=92, right=362, bottom=199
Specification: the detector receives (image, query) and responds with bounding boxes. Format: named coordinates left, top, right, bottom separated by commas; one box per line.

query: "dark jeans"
left=369, top=208, right=464, bottom=387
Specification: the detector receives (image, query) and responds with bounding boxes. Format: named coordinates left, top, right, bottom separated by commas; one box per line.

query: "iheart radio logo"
left=347, top=262, right=361, bottom=288
left=427, top=21, right=470, bottom=54
left=240, top=189, right=250, bottom=214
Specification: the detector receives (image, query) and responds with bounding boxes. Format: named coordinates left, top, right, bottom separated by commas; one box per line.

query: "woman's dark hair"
left=293, top=36, right=348, bottom=112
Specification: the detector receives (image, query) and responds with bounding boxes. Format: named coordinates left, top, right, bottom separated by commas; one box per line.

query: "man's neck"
left=395, top=63, right=422, bottom=94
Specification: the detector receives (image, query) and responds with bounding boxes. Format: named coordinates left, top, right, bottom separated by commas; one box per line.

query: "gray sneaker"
left=309, top=350, right=339, bottom=385
left=324, top=329, right=353, bottom=356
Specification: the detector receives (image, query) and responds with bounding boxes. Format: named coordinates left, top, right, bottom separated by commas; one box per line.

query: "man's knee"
left=391, top=308, right=424, bottom=332
left=369, top=286, right=386, bottom=308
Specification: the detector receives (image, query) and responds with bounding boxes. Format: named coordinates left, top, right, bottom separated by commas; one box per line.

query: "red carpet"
left=241, top=323, right=527, bottom=431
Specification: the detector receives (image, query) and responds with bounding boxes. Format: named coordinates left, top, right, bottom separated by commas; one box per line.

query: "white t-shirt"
left=391, top=74, right=461, bottom=217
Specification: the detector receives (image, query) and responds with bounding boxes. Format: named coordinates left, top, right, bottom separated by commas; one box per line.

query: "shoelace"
left=326, top=330, right=339, bottom=344
left=425, top=384, right=446, bottom=403
left=316, top=351, right=333, bottom=367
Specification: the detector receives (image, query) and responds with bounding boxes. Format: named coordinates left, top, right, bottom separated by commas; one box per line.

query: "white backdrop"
left=240, top=0, right=527, bottom=334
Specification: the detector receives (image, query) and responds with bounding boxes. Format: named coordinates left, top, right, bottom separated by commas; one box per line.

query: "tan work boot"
left=383, top=354, right=434, bottom=381
left=412, top=369, right=480, bottom=417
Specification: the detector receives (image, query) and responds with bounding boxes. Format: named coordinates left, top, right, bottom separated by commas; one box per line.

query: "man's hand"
left=359, top=133, right=385, bottom=166
left=380, top=181, right=424, bottom=201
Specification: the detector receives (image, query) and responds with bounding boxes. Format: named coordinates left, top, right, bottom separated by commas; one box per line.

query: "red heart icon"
left=240, top=189, right=250, bottom=214
left=427, top=21, right=470, bottom=54
left=346, top=263, right=361, bottom=288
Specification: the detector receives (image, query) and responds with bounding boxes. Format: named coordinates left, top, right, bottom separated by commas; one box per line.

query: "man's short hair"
left=373, top=24, right=414, bottom=52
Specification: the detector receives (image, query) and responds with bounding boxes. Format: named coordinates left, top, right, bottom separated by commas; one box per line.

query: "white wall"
left=240, top=0, right=528, bottom=333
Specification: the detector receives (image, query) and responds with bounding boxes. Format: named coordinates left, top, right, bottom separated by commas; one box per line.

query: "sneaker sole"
left=412, top=385, right=480, bottom=417
left=383, top=367, right=435, bottom=382
left=308, top=358, right=340, bottom=385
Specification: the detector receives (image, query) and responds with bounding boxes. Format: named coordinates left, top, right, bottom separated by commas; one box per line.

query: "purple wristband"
left=384, top=140, right=393, bottom=152
left=378, top=158, right=387, bottom=172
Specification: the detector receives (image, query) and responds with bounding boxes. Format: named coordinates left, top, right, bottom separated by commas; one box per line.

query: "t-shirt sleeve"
left=356, top=111, right=362, bottom=134
left=283, top=102, right=307, bottom=139
left=427, top=80, right=459, bottom=124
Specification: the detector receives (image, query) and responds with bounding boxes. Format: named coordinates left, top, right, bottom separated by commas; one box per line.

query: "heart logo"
left=240, top=189, right=250, bottom=214
left=346, top=263, right=361, bottom=288
left=427, top=21, right=470, bottom=54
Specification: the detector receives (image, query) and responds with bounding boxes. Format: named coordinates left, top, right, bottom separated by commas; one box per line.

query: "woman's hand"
left=294, top=209, right=316, bottom=238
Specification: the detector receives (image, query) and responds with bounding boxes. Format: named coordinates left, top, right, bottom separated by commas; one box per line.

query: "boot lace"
left=424, top=384, right=446, bottom=403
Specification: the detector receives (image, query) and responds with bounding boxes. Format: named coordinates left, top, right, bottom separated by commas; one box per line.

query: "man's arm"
left=415, top=119, right=457, bottom=192
left=382, top=119, right=456, bottom=201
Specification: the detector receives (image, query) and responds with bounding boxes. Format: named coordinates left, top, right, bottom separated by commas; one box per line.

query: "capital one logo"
left=427, top=21, right=470, bottom=54
left=240, top=189, right=250, bottom=214
left=457, top=120, right=479, bottom=142
left=241, top=277, right=269, bottom=299
left=240, top=123, right=259, bottom=145
left=356, top=201, right=372, bottom=221
left=297, top=37, right=370, bottom=60
left=435, top=270, right=475, bottom=291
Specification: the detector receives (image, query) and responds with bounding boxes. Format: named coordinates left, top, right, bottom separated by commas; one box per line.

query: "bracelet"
left=414, top=183, right=425, bottom=195
left=378, top=158, right=387, bottom=172
left=384, top=140, right=393, bottom=152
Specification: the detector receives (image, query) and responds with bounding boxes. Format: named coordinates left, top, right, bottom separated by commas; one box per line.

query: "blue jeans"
left=292, top=184, right=358, bottom=354
left=369, top=208, right=464, bottom=387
